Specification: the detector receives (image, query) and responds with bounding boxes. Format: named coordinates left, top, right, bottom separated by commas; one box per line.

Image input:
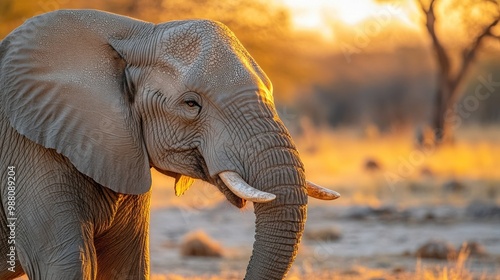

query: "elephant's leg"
left=94, top=192, right=151, bottom=280
left=4, top=151, right=100, bottom=279
left=13, top=182, right=98, bottom=280
left=16, top=223, right=97, bottom=280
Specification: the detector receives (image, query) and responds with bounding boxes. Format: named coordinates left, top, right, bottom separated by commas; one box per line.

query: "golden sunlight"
left=281, top=0, right=420, bottom=40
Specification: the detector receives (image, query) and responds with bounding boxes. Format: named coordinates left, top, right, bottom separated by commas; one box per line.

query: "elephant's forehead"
left=156, top=20, right=269, bottom=97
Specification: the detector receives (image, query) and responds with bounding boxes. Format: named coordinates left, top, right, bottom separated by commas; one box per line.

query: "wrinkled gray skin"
left=0, top=10, right=307, bottom=279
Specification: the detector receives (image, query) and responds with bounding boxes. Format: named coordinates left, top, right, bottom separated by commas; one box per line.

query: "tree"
left=418, top=0, right=500, bottom=143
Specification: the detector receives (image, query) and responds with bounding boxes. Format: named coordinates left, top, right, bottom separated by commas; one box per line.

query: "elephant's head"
left=0, top=10, right=339, bottom=279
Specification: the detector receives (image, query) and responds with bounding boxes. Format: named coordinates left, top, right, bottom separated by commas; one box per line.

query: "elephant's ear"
left=0, top=10, right=152, bottom=194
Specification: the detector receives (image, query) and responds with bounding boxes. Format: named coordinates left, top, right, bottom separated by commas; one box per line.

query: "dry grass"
left=293, top=123, right=500, bottom=207
left=16, top=256, right=500, bottom=280
left=150, top=250, right=500, bottom=280
left=415, top=247, right=489, bottom=280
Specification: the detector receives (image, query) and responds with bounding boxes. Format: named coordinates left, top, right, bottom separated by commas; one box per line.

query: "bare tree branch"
left=417, top=0, right=499, bottom=142
left=451, top=3, right=500, bottom=97
left=454, top=18, right=500, bottom=83
left=419, top=0, right=452, bottom=89
left=418, top=0, right=437, bottom=30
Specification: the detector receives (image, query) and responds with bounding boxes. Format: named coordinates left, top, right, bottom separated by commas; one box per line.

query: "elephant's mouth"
left=157, top=149, right=339, bottom=209
left=209, top=173, right=247, bottom=208
left=180, top=150, right=249, bottom=208
left=161, top=150, right=247, bottom=208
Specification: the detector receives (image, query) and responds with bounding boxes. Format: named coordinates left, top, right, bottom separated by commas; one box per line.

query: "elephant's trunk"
left=246, top=186, right=307, bottom=279
left=243, top=135, right=308, bottom=279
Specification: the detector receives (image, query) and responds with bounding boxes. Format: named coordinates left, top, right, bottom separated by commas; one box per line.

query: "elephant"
left=0, top=9, right=339, bottom=280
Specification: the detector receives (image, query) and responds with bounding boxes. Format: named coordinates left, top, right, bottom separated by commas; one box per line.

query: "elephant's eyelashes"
left=185, top=100, right=200, bottom=108
left=180, top=92, right=203, bottom=121
left=185, top=100, right=202, bottom=116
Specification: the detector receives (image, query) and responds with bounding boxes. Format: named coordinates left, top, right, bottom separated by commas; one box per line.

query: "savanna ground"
left=13, top=125, right=500, bottom=280
left=143, top=125, right=500, bottom=280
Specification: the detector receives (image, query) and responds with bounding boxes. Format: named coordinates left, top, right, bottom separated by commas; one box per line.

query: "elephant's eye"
left=181, top=92, right=202, bottom=119
left=185, top=100, right=200, bottom=108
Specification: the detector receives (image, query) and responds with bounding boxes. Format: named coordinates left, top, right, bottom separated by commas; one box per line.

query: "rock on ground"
left=416, top=240, right=457, bottom=260
left=180, top=230, right=223, bottom=258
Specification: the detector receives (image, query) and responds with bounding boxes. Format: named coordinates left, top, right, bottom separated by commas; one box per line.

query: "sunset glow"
left=281, top=0, right=420, bottom=40
left=1, top=1, right=499, bottom=280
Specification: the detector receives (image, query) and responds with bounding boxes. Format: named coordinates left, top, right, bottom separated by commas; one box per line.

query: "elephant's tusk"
left=219, top=171, right=276, bottom=203
left=306, top=181, right=341, bottom=200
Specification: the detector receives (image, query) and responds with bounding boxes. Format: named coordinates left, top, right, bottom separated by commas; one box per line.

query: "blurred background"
left=2, top=0, right=500, bottom=279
